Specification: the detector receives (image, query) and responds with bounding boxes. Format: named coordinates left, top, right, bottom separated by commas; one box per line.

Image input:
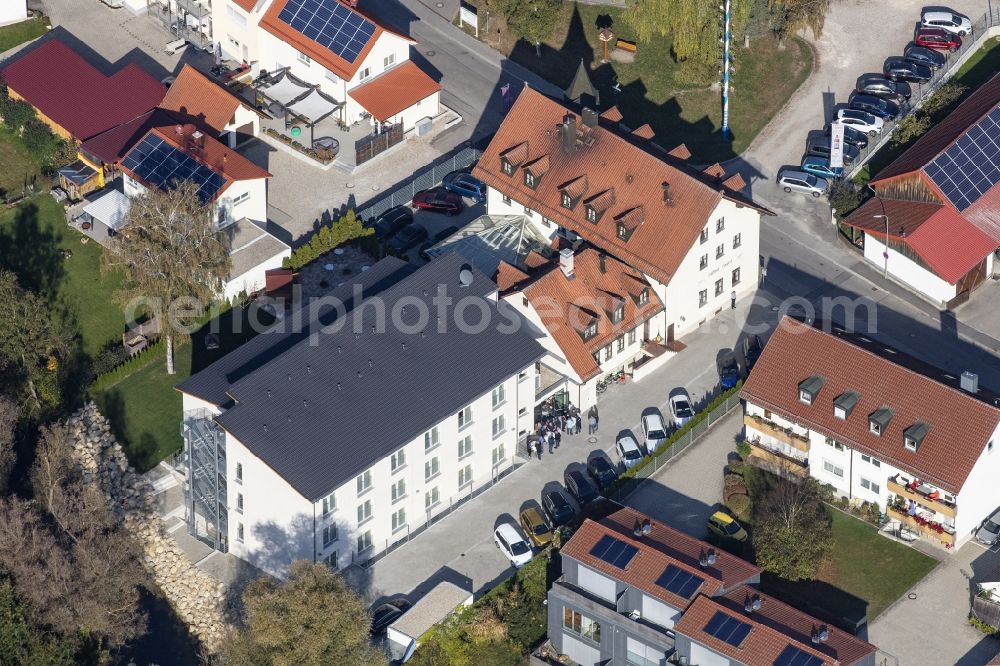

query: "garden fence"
left=845, top=9, right=1000, bottom=180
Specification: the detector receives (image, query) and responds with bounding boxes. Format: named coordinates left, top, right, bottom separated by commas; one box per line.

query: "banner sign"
left=829, top=121, right=845, bottom=169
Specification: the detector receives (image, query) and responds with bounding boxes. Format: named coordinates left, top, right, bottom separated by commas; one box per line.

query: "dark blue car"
left=720, top=356, right=740, bottom=389
left=442, top=172, right=486, bottom=201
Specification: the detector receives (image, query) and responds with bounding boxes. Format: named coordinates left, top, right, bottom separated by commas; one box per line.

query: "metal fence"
left=355, top=145, right=481, bottom=221
left=608, top=390, right=743, bottom=503
left=845, top=9, right=1000, bottom=179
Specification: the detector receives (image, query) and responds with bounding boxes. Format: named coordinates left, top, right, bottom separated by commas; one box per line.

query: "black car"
left=587, top=457, right=619, bottom=492
left=543, top=490, right=576, bottom=526
left=370, top=598, right=413, bottom=635
left=855, top=75, right=911, bottom=101
left=418, top=225, right=459, bottom=261
left=743, top=334, right=763, bottom=371
left=564, top=470, right=599, bottom=505
left=372, top=205, right=413, bottom=240
left=806, top=136, right=860, bottom=164
left=386, top=224, right=428, bottom=253
left=849, top=94, right=900, bottom=121
left=904, top=45, right=946, bottom=70
left=883, top=57, right=932, bottom=84
left=824, top=123, right=868, bottom=149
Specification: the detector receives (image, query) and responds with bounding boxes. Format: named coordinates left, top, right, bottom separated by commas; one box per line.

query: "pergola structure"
left=253, top=68, right=344, bottom=147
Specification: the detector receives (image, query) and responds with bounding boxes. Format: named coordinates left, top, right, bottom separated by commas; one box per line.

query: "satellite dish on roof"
left=459, top=264, right=474, bottom=287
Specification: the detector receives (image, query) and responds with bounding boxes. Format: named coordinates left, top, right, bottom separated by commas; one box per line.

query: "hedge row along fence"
left=89, top=340, right=168, bottom=393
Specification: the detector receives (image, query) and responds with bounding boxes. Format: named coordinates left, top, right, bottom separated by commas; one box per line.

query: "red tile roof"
left=600, top=106, right=623, bottom=122
left=740, top=318, right=1000, bottom=493
left=230, top=0, right=257, bottom=12
left=668, top=143, right=692, bottom=160
left=519, top=249, right=664, bottom=380
left=80, top=110, right=160, bottom=165
left=259, top=0, right=414, bottom=81
left=473, top=88, right=768, bottom=284
left=721, top=173, right=747, bottom=192
left=347, top=60, right=440, bottom=122
left=1, top=39, right=165, bottom=141
left=632, top=123, right=655, bottom=140
left=842, top=198, right=940, bottom=238
left=494, top=261, right=530, bottom=291
left=159, top=65, right=245, bottom=135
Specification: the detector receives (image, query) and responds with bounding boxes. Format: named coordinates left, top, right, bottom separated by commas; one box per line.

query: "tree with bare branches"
left=102, top=181, right=232, bottom=374
left=751, top=477, right=833, bottom=581
left=0, top=397, right=18, bottom=495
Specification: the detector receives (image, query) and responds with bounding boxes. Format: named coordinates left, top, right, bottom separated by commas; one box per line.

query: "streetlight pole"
left=865, top=184, right=890, bottom=280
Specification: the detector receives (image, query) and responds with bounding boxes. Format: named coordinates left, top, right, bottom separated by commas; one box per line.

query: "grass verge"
left=0, top=15, right=48, bottom=53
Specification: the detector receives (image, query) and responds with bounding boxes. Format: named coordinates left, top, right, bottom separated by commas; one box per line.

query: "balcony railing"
left=887, top=506, right=956, bottom=546
left=747, top=441, right=809, bottom=479
left=744, top=414, right=810, bottom=452
left=887, top=477, right=957, bottom=519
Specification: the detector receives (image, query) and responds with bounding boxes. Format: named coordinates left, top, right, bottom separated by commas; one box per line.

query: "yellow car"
left=707, top=511, right=748, bottom=542
left=520, top=507, right=554, bottom=547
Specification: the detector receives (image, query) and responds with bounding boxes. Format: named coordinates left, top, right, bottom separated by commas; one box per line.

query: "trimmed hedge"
left=282, top=209, right=374, bottom=270
left=89, top=340, right=167, bottom=393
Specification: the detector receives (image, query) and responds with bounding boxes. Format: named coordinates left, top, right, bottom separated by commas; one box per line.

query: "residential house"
left=740, top=317, right=1000, bottom=549
left=549, top=506, right=876, bottom=666
left=473, top=88, right=771, bottom=359
left=212, top=0, right=441, bottom=130
left=0, top=0, right=28, bottom=26
left=176, top=254, right=544, bottom=576
left=842, top=73, right=1000, bottom=308
left=159, top=64, right=261, bottom=148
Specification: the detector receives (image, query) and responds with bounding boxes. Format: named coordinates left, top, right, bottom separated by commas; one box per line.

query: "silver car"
left=976, top=509, right=1000, bottom=545
left=778, top=169, right=828, bottom=198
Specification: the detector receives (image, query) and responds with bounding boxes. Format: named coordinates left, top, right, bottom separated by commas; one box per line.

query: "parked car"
left=668, top=390, right=695, bottom=428
left=849, top=94, right=900, bottom=121
left=976, top=509, right=1000, bottom=545
left=855, top=75, right=911, bottom=101
left=494, top=523, right=534, bottom=567
left=800, top=155, right=843, bottom=180
left=903, top=45, right=946, bottom=70
left=418, top=225, right=459, bottom=260
left=914, top=27, right=961, bottom=52
left=836, top=108, right=885, bottom=136
left=386, top=224, right=428, bottom=253
left=921, top=10, right=972, bottom=36
left=615, top=434, right=644, bottom=470
left=743, top=334, right=763, bottom=371
left=372, top=205, right=413, bottom=240
left=519, top=507, right=554, bottom=547
left=719, top=355, right=740, bottom=389
left=370, top=598, right=413, bottom=636
left=543, top=490, right=576, bottom=526
left=707, top=511, right=748, bottom=542
left=825, top=122, right=869, bottom=149
left=442, top=171, right=486, bottom=201
left=412, top=187, right=464, bottom=215
left=640, top=413, right=667, bottom=453
left=777, top=169, right=828, bottom=198
left=806, top=136, right=860, bottom=164
left=564, top=469, right=599, bottom=505
left=587, top=456, right=619, bottom=492
left=883, top=57, right=933, bottom=83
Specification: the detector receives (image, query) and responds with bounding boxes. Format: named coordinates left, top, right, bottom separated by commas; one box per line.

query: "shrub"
left=829, top=179, right=862, bottom=219
left=89, top=340, right=167, bottom=393
left=282, top=209, right=374, bottom=270
left=728, top=458, right=746, bottom=475
left=736, top=440, right=751, bottom=459
left=726, top=493, right=751, bottom=520
left=90, top=341, right=131, bottom=377
left=724, top=473, right=744, bottom=488
left=969, top=614, right=1000, bottom=635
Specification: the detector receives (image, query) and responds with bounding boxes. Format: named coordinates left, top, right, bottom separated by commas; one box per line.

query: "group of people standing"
left=526, top=405, right=600, bottom=460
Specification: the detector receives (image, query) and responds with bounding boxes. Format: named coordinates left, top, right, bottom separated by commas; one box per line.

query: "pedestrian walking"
left=554, top=429, right=562, bottom=449
left=731, top=289, right=737, bottom=309
left=526, top=439, right=534, bottom=459
left=588, top=414, right=598, bottom=435
left=547, top=436, right=554, bottom=453
left=565, top=415, right=576, bottom=435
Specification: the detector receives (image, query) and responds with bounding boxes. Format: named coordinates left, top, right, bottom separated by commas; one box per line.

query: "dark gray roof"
left=186, top=253, right=545, bottom=500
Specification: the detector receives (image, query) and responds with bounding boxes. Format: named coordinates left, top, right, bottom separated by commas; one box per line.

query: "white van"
left=641, top=413, right=667, bottom=453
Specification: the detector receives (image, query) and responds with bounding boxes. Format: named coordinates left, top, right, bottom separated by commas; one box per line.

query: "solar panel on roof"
left=774, top=644, right=825, bottom=666
left=589, top=534, right=639, bottom=569
left=654, top=564, right=704, bottom=599
left=926, top=106, right=1000, bottom=211
left=122, top=134, right=225, bottom=203
left=703, top=611, right=752, bottom=647
left=277, top=0, right=376, bottom=64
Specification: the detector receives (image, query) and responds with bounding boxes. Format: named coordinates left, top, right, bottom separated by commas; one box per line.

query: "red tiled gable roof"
left=559, top=175, right=589, bottom=199
left=1, top=39, right=165, bottom=141
left=721, top=173, right=746, bottom=193
left=230, top=0, right=257, bottom=12
left=347, top=60, right=440, bottom=122
left=600, top=106, right=623, bottom=122
left=260, top=0, right=414, bottom=81
left=80, top=109, right=160, bottom=165
left=842, top=197, right=940, bottom=238
left=632, top=123, right=655, bottom=140
left=472, top=88, right=767, bottom=284
left=674, top=596, right=836, bottom=666
left=523, top=251, right=549, bottom=269
left=494, top=261, right=530, bottom=291
left=160, top=65, right=245, bottom=135
left=520, top=249, right=664, bottom=380
left=740, top=318, right=1000, bottom=493
left=668, top=143, right=692, bottom=160
left=715, top=588, right=877, bottom=665
left=703, top=163, right=726, bottom=179
left=524, top=153, right=551, bottom=177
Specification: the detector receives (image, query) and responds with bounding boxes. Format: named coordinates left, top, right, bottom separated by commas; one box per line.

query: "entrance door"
left=666, top=324, right=675, bottom=344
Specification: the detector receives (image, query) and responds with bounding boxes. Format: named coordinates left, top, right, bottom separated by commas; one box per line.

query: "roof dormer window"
left=638, top=288, right=649, bottom=305
left=583, top=188, right=615, bottom=224
left=797, top=375, right=825, bottom=405
left=586, top=205, right=599, bottom=223
left=833, top=391, right=859, bottom=420
left=869, top=408, right=893, bottom=436
left=617, top=222, right=629, bottom=240
left=581, top=319, right=598, bottom=341
left=502, top=158, right=514, bottom=176
left=904, top=422, right=929, bottom=452
left=524, top=171, right=536, bottom=188
left=612, top=305, right=624, bottom=324
left=561, top=192, right=574, bottom=209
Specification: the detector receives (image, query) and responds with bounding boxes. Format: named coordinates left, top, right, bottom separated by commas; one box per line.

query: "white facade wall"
left=864, top=235, right=956, bottom=306
left=0, top=0, right=27, bottom=26
left=380, top=89, right=439, bottom=128
left=220, top=177, right=268, bottom=224
left=954, top=421, right=1000, bottom=541
left=214, top=0, right=260, bottom=64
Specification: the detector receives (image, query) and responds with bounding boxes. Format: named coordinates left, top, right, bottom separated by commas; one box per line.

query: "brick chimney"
left=561, top=114, right=577, bottom=154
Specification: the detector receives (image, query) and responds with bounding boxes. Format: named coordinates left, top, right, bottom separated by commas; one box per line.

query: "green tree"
left=0, top=581, right=75, bottom=666
left=283, top=209, right=374, bottom=270
left=501, top=0, right=563, bottom=55
left=768, top=0, right=829, bottom=42
left=222, top=561, right=385, bottom=666
left=102, top=181, right=232, bottom=374
left=828, top=179, right=861, bottom=219
left=751, top=478, right=833, bottom=581
left=920, top=82, right=968, bottom=118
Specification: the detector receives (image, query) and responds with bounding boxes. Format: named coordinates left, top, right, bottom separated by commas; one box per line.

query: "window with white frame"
left=492, top=443, right=506, bottom=465
left=732, top=267, right=741, bottom=286
left=492, top=415, right=505, bottom=438
left=825, top=436, right=844, bottom=451
left=391, top=508, right=406, bottom=532
left=323, top=551, right=338, bottom=570
left=502, top=194, right=512, bottom=205
left=226, top=3, right=248, bottom=29
left=322, top=524, right=338, bottom=546
left=458, top=464, right=473, bottom=488
left=357, top=500, right=372, bottom=524
left=321, top=492, right=336, bottom=515
left=616, top=336, right=625, bottom=353
left=563, top=608, right=601, bottom=643
left=232, top=191, right=249, bottom=206
left=612, top=304, right=624, bottom=323
left=235, top=462, right=243, bottom=482
left=715, top=278, right=724, bottom=296
left=699, top=254, right=708, bottom=270
left=699, top=290, right=708, bottom=307
left=391, top=478, right=406, bottom=503
left=458, top=405, right=473, bottom=429
left=236, top=523, right=244, bottom=542
left=228, top=35, right=240, bottom=48
left=425, top=457, right=440, bottom=481
left=391, top=449, right=406, bottom=472
left=357, top=530, right=372, bottom=552
left=823, top=460, right=844, bottom=478
left=628, top=328, right=637, bottom=345
left=716, top=243, right=725, bottom=259
left=604, top=346, right=613, bottom=361
left=733, top=232, right=742, bottom=249
left=524, top=205, right=533, bottom=216
left=458, top=435, right=473, bottom=459
left=425, top=486, right=440, bottom=509
left=626, top=637, right=663, bottom=666
left=356, top=471, right=372, bottom=494
left=700, top=228, right=709, bottom=244
left=359, top=66, right=371, bottom=80
left=297, top=50, right=311, bottom=64
left=638, top=288, right=649, bottom=305
left=716, top=218, right=725, bottom=233
left=492, top=384, right=505, bottom=408
left=860, top=477, right=880, bottom=494
left=384, top=53, right=395, bottom=68
left=424, top=427, right=440, bottom=451
left=236, top=493, right=244, bottom=513
left=860, top=454, right=881, bottom=467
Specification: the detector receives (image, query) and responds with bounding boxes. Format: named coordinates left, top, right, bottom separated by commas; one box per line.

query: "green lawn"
left=0, top=194, right=124, bottom=357
left=0, top=15, right=48, bottom=53
left=0, top=124, right=44, bottom=198
left=485, top=2, right=812, bottom=162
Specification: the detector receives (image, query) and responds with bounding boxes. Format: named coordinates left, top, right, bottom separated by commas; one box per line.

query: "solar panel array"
left=703, top=611, right=752, bottom=647
left=121, top=134, right=225, bottom=203
left=774, top=644, right=825, bottom=666
left=278, top=0, right=376, bottom=64
left=925, top=106, right=1000, bottom=211
left=654, top=564, right=704, bottom=599
left=589, top=534, right=639, bottom=570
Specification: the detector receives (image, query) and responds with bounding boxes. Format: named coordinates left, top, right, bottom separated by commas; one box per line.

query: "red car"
left=412, top=187, right=464, bottom=215
left=914, top=27, right=962, bottom=52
